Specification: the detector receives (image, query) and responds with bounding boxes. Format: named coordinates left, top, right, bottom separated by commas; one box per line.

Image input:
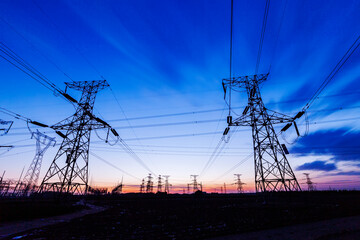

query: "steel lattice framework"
left=234, top=174, right=245, bottom=193
left=304, top=173, right=315, bottom=191
left=163, top=175, right=170, bottom=193
left=22, top=130, right=56, bottom=195
left=39, top=80, right=109, bottom=194
left=146, top=173, right=153, bottom=193
left=223, top=74, right=301, bottom=192
left=0, top=119, right=13, bottom=136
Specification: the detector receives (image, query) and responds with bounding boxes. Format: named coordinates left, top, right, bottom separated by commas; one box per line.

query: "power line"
left=31, top=0, right=105, bottom=80
left=268, top=0, right=288, bottom=73
left=4, top=104, right=360, bottom=133
left=107, top=108, right=224, bottom=122
left=10, top=142, right=360, bottom=154
left=229, top=0, right=234, bottom=80
left=89, top=151, right=141, bottom=181
left=0, top=41, right=78, bottom=107
left=122, top=131, right=226, bottom=141
left=200, top=127, right=239, bottom=177
left=109, top=86, right=161, bottom=163
left=5, top=114, right=360, bottom=138
left=105, top=105, right=360, bottom=129
left=228, top=0, right=234, bottom=115
left=0, top=42, right=58, bottom=94
left=255, top=0, right=270, bottom=74
left=302, top=34, right=360, bottom=111
left=0, top=149, right=35, bottom=159
left=0, top=107, right=31, bottom=122
left=117, top=138, right=157, bottom=176
left=0, top=16, right=75, bottom=82
left=104, top=92, right=360, bottom=123
left=96, top=143, right=360, bottom=150
left=212, top=154, right=253, bottom=182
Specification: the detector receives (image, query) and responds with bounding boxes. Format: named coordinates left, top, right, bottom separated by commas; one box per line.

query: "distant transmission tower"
left=303, top=173, right=315, bottom=191
left=163, top=175, right=170, bottom=193
left=39, top=80, right=110, bottom=194
left=188, top=175, right=199, bottom=193
left=146, top=173, right=153, bottom=193
left=22, top=130, right=56, bottom=195
left=157, top=175, right=163, bottom=192
left=140, top=178, right=145, bottom=193
left=223, top=74, right=301, bottom=192
left=234, top=174, right=245, bottom=193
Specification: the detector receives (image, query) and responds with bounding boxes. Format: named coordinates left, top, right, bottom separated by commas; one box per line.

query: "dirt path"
left=0, top=204, right=106, bottom=239
left=210, top=215, right=360, bottom=240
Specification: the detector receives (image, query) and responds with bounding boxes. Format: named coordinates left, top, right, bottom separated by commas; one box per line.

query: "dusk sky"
left=0, top=0, right=360, bottom=193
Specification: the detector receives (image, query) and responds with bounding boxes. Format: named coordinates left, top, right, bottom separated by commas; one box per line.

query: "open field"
left=1, top=191, right=360, bottom=239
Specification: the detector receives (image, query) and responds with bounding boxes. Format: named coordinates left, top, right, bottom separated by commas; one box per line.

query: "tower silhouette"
left=223, top=74, right=301, bottom=192
left=303, top=173, right=315, bottom=191
left=234, top=174, right=245, bottom=193
left=163, top=175, right=170, bottom=193
left=22, top=130, right=56, bottom=195
left=39, top=80, right=110, bottom=194
left=146, top=173, right=153, bottom=193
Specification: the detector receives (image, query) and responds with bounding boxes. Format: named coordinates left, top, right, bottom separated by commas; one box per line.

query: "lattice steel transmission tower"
left=188, top=175, right=200, bottom=193
left=146, top=173, right=153, bottom=193
left=22, top=130, right=56, bottom=195
left=157, top=175, right=163, bottom=192
left=223, top=74, right=301, bottom=192
left=234, top=174, right=245, bottom=193
left=163, top=175, right=170, bottom=193
left=140, top=178, right=145, bottom=193
left=303, top=173, right=315, bottom=191
left=39, top=80, right=110, bottom=194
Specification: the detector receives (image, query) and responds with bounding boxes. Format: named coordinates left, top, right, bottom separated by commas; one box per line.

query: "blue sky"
left=0, top=0, right=360, bottom=192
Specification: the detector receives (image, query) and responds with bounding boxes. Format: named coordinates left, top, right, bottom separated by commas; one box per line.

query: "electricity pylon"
left=303, top=173, right=315, bottom=191
left=22, top=130, right=56, bottom=195
left=140, top=178, right=145, bottom=193
left=157, top=175, right=163, bottom=192
left=223, top=74, right=301, bottom=192
left=146, top=173, right=153, bottom=193
left=163, top=175, right=170, bottom=193
left=188, top=175, right=199, bottom=193
left=39, top=80, right=111, bottom=194
left=234, top=174, right=245, bottom=193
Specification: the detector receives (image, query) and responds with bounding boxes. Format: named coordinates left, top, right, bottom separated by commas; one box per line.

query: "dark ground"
left=1, top=191, right=360, bottom=239
left=0, top=198, right=85, bottom=223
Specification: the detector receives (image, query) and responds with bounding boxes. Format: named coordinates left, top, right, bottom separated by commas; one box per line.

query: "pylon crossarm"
left=222, top=74, right=269, bottom=87
left=50, top=116, right=74, bottom=130
left=230, top=114, right=252, bottom=126
left=265, top=109, right=293, bottom=124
